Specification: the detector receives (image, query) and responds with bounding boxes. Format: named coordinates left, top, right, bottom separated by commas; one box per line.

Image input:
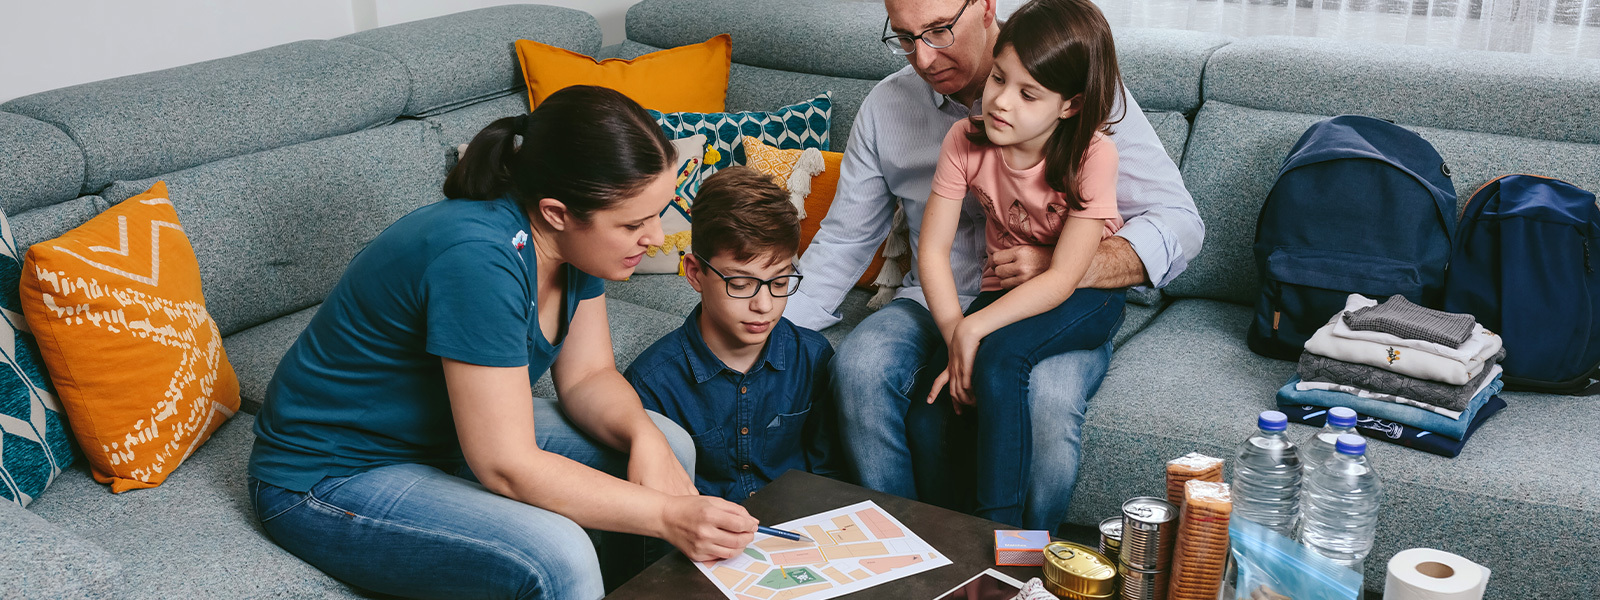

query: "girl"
left=920, top=0, right=1129, bottom=526
left=247, top=86, right=758, bottom=599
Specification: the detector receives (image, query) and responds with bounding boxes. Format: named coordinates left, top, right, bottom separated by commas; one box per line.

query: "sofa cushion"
left=625, top=0, right=904, bottom=81
left=1205, top=36, right=1600, bottom=145
left=1, top=40, right=409, bottom=194
left=26, top=414, right=369, bottom=599
left=423, top=93, right=527, bottom=153
left=224, top=306, right=318, bottom=415
left=1164, top=101, right=1600, bottom=304
left=339, top=4, right=601, bottom=117
left=517, top=35, right=730, bottom=113
left=0, top=111, right=84, bottom=214
left=0, top=497, right=120, bottom=598
left=1067, top=298, right=1600, bottom=598
left=100, top=120, right=446, bottom=337
left=1110, top=28, right=1230, bottom=115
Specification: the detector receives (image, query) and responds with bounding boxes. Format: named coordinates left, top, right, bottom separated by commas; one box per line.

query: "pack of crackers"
left=1168, top=480, right=1232, bottom=600
left=1166, top=452, right=1224, bottom=507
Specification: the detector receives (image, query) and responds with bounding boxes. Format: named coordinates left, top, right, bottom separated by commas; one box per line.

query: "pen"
left=757, top=525, right=814, bottom=543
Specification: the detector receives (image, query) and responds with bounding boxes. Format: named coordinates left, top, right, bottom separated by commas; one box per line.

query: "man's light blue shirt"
left=785, top=65, right=1204, bottom=330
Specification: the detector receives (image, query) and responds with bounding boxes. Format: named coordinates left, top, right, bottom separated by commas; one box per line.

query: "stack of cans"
left=1119, top=496, right=1178, bottom=600
left=1098, top=516, right=1123, bottom=564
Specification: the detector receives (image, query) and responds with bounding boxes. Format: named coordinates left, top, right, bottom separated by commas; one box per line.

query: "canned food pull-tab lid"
left=1042, top=542, right=1117, bottom=599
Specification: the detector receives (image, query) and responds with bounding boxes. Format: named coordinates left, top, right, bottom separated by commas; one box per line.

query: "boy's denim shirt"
left=625, top=305, right=843, bottom=501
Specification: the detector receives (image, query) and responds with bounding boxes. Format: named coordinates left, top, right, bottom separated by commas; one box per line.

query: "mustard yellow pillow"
left=744, top=138, right=887, bottom=289
left=20, top=182, right=240, bottom=493
left=515, top=34, right=731, bottom=113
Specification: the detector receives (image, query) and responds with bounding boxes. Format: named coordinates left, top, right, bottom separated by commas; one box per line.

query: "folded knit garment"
left=1332, top=295, right=1501, bottom=364
left=1277, top=375, right=1503, bottom=440
left=1306, top=301, right=1502, bottom=386
left=1276, top=396, right=1506, bottom=459
left=1297, top=351, right=1499, bottom=414
left=1344, top=294, right=1475, bottom=348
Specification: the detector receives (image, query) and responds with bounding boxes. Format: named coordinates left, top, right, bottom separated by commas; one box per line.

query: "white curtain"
left=999, top=0, right=1600, bottom=57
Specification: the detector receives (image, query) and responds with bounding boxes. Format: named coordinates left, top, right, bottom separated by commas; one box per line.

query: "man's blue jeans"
left=248, top=398, right=694, bottom=600
left=833, top=297, right=1119, bottom=532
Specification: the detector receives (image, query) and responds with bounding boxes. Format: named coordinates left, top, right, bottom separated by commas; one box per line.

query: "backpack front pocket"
left=1251, top=247, right=1423, bottom=359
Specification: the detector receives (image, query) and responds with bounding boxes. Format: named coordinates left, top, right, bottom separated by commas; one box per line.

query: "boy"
left=625, top=166, right=844, bottom=502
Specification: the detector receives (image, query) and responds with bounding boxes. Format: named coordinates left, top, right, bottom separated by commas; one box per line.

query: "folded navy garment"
left=1276, top=396, right=1507, bottom=458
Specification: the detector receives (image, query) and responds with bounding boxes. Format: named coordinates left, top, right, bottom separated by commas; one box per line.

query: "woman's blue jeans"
left=248, top=398, right=694, bottom=600
left=964, top=287, right=1126, bottom=526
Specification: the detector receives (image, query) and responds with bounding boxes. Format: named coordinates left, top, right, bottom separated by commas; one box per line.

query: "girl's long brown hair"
left=967, top=0, right=1125, bottom=211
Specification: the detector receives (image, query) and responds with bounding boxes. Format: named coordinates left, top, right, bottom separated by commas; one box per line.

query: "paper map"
left=696, top=500, right=952, bottom=600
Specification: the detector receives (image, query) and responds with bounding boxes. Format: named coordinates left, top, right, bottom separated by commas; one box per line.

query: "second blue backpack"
left=1247, top=115, right=1457, bottom=360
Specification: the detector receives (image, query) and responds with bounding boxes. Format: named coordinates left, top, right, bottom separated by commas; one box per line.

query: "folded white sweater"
left=1305, top=296, right=1500, bottom=385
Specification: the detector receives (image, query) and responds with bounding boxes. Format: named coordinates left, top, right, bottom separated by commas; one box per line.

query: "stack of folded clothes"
left=1276, top=294, right=1509, bottom=458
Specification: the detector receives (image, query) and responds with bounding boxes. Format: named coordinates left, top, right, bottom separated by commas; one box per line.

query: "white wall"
left=0, top=1, right=640, bottom=103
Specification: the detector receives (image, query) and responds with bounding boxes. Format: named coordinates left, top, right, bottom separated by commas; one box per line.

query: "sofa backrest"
left=1164, top=36, right=1600, bottom=304
left=0, top=5, right=603, bottom=338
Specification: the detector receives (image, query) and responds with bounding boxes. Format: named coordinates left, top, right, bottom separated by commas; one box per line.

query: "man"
left=783, top=0, right=1203, bottom=533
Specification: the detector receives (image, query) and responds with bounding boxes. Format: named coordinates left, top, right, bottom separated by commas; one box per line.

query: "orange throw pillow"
left=744, top=139, right=886, bottom=289
left=20, top=182, right=240, bottom=493
left=515, top=34, right=731, bottom=113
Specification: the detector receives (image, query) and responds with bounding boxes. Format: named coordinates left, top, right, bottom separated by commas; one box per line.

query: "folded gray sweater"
left=1343, top=295, right=1476, bottom=348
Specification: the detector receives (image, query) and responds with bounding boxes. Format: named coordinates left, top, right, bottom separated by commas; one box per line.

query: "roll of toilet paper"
left=1384, top=548, right=1490, bottom=600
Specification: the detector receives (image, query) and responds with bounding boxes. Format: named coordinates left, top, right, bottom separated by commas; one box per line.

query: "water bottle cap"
left=1336, top=433, right=1367, bottom=455
left=1258, top=411, right=1288, bottom=431
left=1328, top=407, right=1358, bottom=428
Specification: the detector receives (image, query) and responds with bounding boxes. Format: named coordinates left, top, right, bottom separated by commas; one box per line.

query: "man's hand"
left=995, top=237, right=1151, bottom=290
left=992, top=245, right=1053, bottom=290
left=628, top=434, right=698, bottom=497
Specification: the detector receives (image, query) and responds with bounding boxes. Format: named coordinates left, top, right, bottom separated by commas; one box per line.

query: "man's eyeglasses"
left=880, top=0, right=972, bottom=56
left=693, top=254, right=804, bottom=299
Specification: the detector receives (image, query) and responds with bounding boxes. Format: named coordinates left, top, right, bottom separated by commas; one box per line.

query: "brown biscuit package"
left=1166, top=452, right=1224, bottom=507
left=1168, top=480, right=1232, bottom=600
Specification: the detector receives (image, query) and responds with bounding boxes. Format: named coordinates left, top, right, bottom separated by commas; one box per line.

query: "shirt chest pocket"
left=761, top=407, right=811, bottom=469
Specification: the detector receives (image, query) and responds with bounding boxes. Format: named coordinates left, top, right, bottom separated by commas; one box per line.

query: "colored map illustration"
left=696, top=500, right=952, bottom=600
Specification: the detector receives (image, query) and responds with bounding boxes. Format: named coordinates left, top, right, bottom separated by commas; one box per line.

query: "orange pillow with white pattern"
left=20, top=181, right=240, bottom=493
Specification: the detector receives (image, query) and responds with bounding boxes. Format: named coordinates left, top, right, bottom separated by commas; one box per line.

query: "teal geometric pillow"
left=0, top=207, right=71, bottom=507
left=648, top=92, right=832, bottom=180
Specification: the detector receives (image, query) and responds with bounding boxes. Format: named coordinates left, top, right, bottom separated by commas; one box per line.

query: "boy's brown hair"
left=690, top=166, right=801, bottom=265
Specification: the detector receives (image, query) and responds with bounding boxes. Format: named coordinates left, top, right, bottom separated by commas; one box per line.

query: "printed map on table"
left=696, top=500, right=952, bottom=600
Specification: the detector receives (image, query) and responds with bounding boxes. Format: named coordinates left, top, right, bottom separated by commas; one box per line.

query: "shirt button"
left=740, top=386, right=748, bottom=394
left=740, top=427, right=749, bottom=435
left=749, top=491, right=757, bottom=498
left=741, top=464, right=751, bottom=471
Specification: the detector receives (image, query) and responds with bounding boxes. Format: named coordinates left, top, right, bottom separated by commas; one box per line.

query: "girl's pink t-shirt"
left=931, top=119, right=1123, bottom=291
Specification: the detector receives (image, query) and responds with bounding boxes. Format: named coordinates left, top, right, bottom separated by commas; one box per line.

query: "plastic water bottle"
left=1301, top=407, right=1359, bottom=481
left=1301, top=434, right=1382, bottom=569
left=1232, top=410, right=1302, bottom=539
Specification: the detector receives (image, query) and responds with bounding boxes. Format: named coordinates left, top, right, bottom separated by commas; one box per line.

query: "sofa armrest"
left=0, top=500, right=121, bottom=598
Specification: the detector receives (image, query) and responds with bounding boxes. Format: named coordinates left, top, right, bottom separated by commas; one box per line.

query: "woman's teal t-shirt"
left=249, top=196, right=604, bottom=492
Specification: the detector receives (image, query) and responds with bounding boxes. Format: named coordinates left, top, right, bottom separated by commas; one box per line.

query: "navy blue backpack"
left=1445, top=175, right=1600, bottom=394
left=1248, top=116, right=1457, bottom=360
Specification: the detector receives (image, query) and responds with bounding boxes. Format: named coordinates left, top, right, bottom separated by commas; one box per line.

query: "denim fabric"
left=1277, top=375, right=1504, bottom=440
left=249, top=398, right=693, bottom=600
left=833, top=297, right=1117, bottom=533
left=963, top=288, right=1127, bottom=526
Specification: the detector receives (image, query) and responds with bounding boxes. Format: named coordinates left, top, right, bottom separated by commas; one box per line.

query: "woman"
left=247, top=86, right=758, bottom=599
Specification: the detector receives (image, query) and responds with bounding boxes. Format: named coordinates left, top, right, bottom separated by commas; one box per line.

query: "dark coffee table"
left=608, top=470, right=1053, bottom=598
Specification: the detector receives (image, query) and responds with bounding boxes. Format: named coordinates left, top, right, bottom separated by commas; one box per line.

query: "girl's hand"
left=927, top=322, right=984, bottom=414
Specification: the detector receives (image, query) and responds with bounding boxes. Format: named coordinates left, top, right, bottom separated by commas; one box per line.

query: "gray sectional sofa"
left=1, top=1, right=1595, bottom=598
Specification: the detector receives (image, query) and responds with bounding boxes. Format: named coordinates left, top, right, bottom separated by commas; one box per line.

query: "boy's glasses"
left=693, top=254, right=804, bottom=299
left=880, top=0, right=971, bottom=56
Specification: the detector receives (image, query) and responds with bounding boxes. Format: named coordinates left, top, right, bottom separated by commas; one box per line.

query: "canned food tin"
left=1121, top=496, right=1178, bottom=570
left=1098, top=516, right=1123, bottom=562
left=1041, top=542, right=1117, bottom=599
left=1119, top=562, right=1170, bottom=600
